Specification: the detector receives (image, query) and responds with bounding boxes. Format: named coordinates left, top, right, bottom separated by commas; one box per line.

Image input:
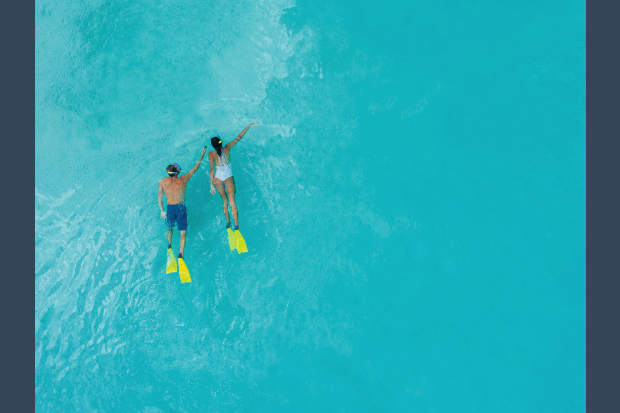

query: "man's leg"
left=176, top=204, right=188, bottom=258
left=180, top=230, right=186, bottom=256
left=165, top=204, right=176, bottom=248
left=166, top=227, right=173, bottom=248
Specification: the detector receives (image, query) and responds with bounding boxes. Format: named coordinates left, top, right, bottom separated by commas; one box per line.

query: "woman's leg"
left=214, top=178, right=230, bottom=225
left=225, top=177, right=238, bottom=227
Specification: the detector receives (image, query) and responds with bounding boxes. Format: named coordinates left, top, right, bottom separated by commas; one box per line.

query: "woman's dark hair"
left=211, top=136, right=223, bottom=157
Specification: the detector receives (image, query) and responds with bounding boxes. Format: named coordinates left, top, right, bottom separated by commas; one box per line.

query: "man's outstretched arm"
left=184, top=147, right=207, bottom=181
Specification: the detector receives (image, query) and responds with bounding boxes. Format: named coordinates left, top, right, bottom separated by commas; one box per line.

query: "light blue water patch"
left=36, top=0, right=585, bottom=411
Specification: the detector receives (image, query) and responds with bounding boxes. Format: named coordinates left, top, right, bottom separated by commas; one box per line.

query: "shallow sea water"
left=35, top=0, right=585, bottom=411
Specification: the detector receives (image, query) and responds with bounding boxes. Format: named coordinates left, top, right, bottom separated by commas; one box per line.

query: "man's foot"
left=226, top=223, right=231, bottom=229
left=234, top=225, right=239, bottom=231
left=168, top=243, right=172, bottom=249
left=178, top=253, right=183, bottom=259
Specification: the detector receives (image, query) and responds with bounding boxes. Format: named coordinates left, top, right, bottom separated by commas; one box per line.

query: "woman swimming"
left=209, top=122, right=258, bottom=230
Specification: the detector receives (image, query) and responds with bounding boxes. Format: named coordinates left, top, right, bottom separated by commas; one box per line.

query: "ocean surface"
left=35, top=0, right=586, bottom=411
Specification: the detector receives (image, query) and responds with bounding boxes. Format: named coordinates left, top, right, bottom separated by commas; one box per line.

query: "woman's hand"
left=235, top=123, right=259, bottom=143
left=210, top=185, right=216, bottom=195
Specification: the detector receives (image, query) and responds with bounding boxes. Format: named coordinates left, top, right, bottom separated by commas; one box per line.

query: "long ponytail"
left=210, top=136, right=223, bottom=157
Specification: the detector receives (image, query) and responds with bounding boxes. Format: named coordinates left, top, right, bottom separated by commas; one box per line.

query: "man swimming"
left=158, top=146, right=206, bottom=259
left=208, top=122, right=258, bottom=231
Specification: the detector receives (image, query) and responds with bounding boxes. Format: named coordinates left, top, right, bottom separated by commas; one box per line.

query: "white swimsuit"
left=214, top=151, right=233, bottom=181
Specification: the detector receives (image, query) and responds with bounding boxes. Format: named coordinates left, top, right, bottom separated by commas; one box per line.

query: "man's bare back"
left=159, top=175, right=190, bottom=205
left=158, top=147, right=206, bottom=211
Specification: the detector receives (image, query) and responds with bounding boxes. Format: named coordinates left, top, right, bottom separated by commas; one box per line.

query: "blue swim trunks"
left=166, top=203, right=188, bottom=231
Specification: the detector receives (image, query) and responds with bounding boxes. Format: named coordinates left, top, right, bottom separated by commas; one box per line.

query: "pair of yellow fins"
left=166, top=249, right=192, bottom=283
left=227, top=226, right=248, bottom=254
left=166, top=227, right=248, bottom=283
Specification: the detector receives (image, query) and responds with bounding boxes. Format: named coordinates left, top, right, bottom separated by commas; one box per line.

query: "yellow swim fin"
left=178, top=257, right=192, bottom=283
left=166, top=248, right=177, bottom=274
left=227, top=227, right=238, bottom=250
left=235, top=230, right=248, bottom=254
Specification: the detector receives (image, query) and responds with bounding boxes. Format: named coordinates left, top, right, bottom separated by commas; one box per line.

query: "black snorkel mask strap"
left=168, top=163, right=182, bottom=175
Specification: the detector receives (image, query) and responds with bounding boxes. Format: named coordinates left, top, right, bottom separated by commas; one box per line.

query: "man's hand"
left=161, top=210, right=167, bottom=219
left=186, top=147, right=207, bottom=180
left=249, top=122, right=258, bottom=127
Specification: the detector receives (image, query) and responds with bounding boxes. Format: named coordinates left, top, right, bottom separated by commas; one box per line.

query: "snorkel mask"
left=167, top=163, right=182, bottom=176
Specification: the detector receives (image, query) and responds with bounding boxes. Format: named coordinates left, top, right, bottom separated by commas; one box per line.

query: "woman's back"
left=211, top=148, right=231, bottom=167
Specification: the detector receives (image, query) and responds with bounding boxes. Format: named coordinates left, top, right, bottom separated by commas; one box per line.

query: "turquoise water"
left=35, top=0, right=586, bottom=411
